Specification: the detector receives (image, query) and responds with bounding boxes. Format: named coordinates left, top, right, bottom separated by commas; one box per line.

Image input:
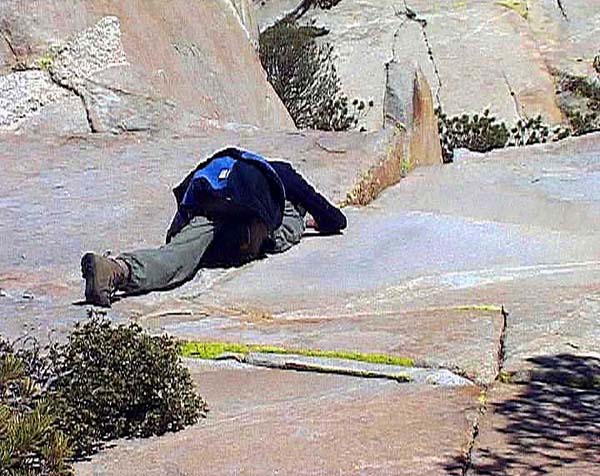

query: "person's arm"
left=166, top=209, right=189, bottom=243
left=269, top=161, right=347, bottom=234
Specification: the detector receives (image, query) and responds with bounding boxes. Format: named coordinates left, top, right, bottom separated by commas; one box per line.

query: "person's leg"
left=119, top=215, right=218, bottom=294
left=266, top=201, right=306, bottom=254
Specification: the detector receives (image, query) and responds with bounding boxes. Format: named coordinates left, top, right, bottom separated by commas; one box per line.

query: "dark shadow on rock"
left=444, top=354, right=600, bottom=475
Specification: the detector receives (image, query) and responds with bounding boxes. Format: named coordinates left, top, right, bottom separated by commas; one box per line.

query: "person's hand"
left=306, top=215, right=319, bottom=230
left=241, top=218, right=268, bottom=258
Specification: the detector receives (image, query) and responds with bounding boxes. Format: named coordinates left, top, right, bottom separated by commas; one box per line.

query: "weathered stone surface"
left=0, top=33, right=13, bottom=73
left=370, top=133, right=600, bottom=379
left=241, top=352, right=474, bottom=385
left=18, top=94, right=91, bottom=135
left=0, top=0, right=294, bottom=133
left=227, top=0, right=260, bottom=48
left=0, top=70, right=70, bottom=130
left=3, top=133, right=598, bottom=387
left=470, top=379, right=599, bottom=475
left=385, top=61, right=443, bottom=167
left=145, top=134, right=599, bottom=385
left=165, top=302, right=503, bottom=384
left=0, top=127, right=404, bottom=340
left=301, top=0, right=563, bottom=128
left=528, top=0, right=600, bottom=77
left=252, top=0, right=305, bottom=31
left=302, top=1, right=404, bottom=131
left=75, top=362, right=480, bottom=476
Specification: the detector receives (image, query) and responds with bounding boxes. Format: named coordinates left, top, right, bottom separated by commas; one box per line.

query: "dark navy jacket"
left=167, top=147, right=347, bottom=242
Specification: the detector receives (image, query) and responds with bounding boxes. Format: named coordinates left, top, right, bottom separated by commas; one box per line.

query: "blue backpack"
left=179, top=148, right=286, bottom=232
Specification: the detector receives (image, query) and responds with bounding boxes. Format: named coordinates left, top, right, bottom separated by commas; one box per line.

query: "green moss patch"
left=181, top=342, right=415, bottom=367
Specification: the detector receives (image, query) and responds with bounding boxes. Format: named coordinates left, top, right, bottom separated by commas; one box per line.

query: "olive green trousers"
left=119, top=202, right=305, bottom=294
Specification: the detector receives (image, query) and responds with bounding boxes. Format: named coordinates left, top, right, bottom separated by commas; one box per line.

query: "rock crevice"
left=556, top=0, right=569, bottom=20
left=401, top=0, right=442, bottom=108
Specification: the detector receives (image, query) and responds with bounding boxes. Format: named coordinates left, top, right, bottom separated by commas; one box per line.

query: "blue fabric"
left=181, top=156, right=235, bottom=208
left=170, top=147, right=346, bottom=239
left=178, top=148, right=286, bottom=232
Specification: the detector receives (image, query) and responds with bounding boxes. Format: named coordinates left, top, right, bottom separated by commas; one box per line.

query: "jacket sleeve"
left=166, top=209, right=189, bottom=244
left=269, top=161, right=347, bottom=234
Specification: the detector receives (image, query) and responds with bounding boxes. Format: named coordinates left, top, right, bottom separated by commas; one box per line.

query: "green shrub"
left=259, top=20, right=365, bottom=131
left=1, top=315, right=208, bottom=471
left=557, top=71, right=600, bottom=104
left=1, top=340, right=72, bottom=476
left=436, top=108, right=571, bottom=161
left=47, top=316, right=208, bottom=456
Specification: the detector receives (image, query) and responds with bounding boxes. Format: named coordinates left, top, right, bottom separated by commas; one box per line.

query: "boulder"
left=0, top=0, right=294, bottom=134
left=384, top=60, right=443, bottom=167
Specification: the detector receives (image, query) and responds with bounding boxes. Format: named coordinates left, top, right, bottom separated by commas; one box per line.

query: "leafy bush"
left=436, top=108, right=571, bottom=161
left=259, top=20, right=366, bottom=131
left=47, top=316, right=208, bottom=456
left=0, top=315, right=207, bottom=473
left=1, top=339, right=72, bottom=476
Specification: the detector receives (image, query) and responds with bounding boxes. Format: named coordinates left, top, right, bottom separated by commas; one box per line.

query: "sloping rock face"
left=259, top=0, right=598, bottom=130
left=4, top=132, right=591, bottom=475
left=528, top=0, right=600, bottom=78
left=227, top=0, right=260, bottom=48
left=252, top=0, right=305, bottom=31
left=0, top=0, right=294, bottom=134
left=76, top=363, right=481, bottom=476
left=0, top=126, right=406, bottom=340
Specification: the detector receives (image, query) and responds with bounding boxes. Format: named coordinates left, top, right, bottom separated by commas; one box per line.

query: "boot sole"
left=81, top=253, right=112, bottom=308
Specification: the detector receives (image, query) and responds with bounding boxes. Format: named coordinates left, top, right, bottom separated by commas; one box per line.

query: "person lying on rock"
left=81, top=147, right=347, bottom=307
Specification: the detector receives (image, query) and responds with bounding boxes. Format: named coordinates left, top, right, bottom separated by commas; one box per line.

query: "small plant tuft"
left=554, top=70, right=600, bottom=136
left=181, top=341, right=415, bottom=367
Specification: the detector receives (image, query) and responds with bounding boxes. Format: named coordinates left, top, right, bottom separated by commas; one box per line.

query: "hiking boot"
left=81, top=253, right=130, bottom=307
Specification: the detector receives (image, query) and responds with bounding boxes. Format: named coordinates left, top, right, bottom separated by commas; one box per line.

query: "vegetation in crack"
left=442, top=389, right=488, bottom=475
left=0, top=313, right=207, bottom=474
left=436, top=108, right=571, bottom=162
left=287, top=0, right=345, bottom=21
left=259, top=19, right=372, bottom=131
left=181, top=341, right=415, bottom=367
left=554, top=69, right=600, bottom=136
